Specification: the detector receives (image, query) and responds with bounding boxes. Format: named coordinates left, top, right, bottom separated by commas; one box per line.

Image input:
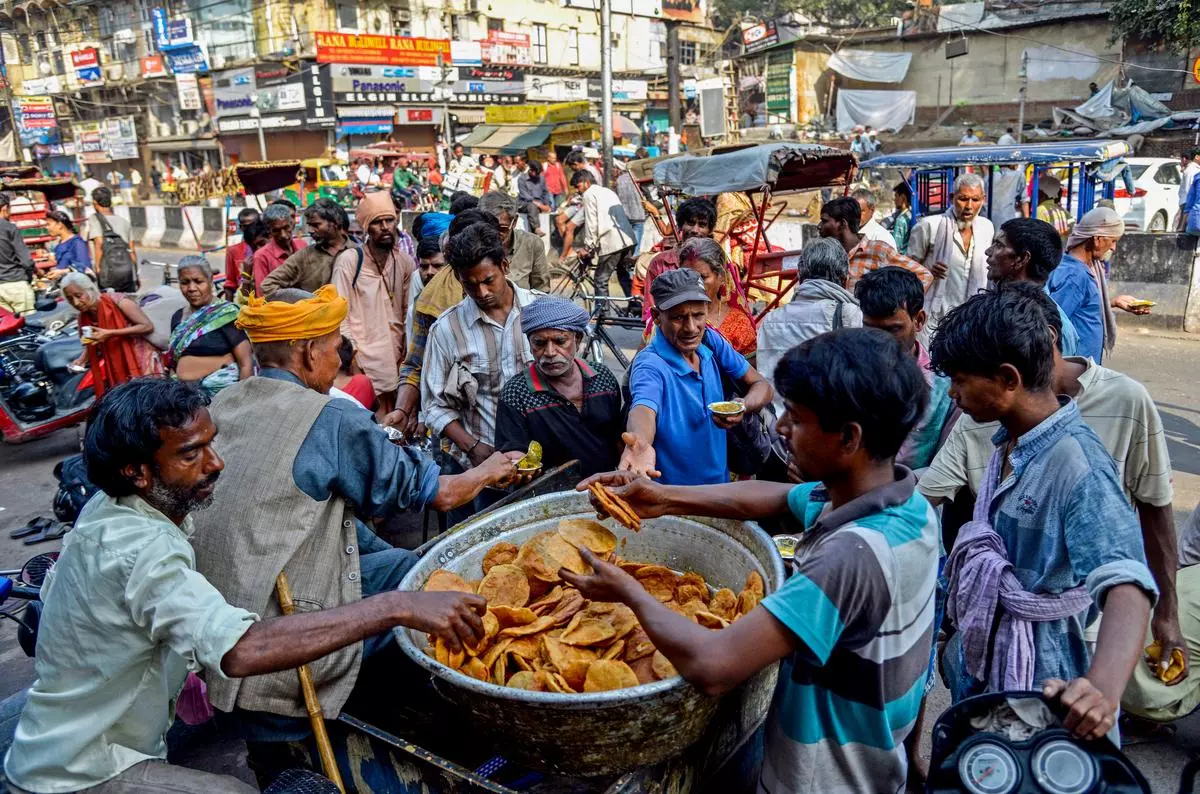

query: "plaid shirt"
left=847, top=239, right=933, bottom=291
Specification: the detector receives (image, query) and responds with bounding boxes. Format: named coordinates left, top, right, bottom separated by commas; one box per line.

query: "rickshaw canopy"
left=233, top=160, right=303, bottom=195
left=2, top=177, right=79, bottom=202
left=866, top=139, right=1132, bottom=170
left=652, top=142, right=857, bottom=195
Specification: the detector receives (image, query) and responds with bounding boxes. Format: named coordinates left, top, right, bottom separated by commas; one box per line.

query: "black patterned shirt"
left=495, top=359, right=624, bottom=478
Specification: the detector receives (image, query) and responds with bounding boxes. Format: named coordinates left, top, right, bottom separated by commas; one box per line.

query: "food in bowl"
left=419, top=520, right=764, bottom=693
left=707, top=400, right=745, bottom=416
left=516, top=440, right=543, bottom=471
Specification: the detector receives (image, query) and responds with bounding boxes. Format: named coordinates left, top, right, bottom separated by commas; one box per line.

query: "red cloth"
left=83, top=294, right=160, bottom=398
left=340, top=373, right=376, bottom=409
left=543, top=162, right=567, bottom=196
left=251, top=237, right=307, bottom=296
left=224, top=240, right=248, bottom=289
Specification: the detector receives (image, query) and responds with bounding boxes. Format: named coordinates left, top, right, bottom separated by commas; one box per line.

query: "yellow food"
left=517, top=440, right=543, bottom=469
left=708, top=401, right=744, bottom=414
left=423, top=539, right=759, bottom=693
left=1145, top=641, right=1186, bottom=682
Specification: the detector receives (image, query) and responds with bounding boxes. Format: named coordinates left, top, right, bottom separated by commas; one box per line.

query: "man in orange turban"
left=191, top=287, right=528, bottom=764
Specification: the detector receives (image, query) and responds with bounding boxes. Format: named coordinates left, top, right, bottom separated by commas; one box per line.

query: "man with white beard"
left=907, top=173, right=994, bottom=334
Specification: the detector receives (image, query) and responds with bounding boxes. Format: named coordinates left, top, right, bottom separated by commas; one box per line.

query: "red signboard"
left=406, top=108, right=434, bottom=123
left=140, top=54, right=167, bottom=78
left=480, top=31, right=532, bottom=67
left=70, top=48, right=99, bottom=70
left=315, top=32, right=450, bottom=67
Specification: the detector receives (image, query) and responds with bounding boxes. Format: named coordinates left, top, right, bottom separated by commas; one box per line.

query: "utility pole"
left=249, top=106, right=267, bottom=160
left=666, top=21, right=681, bottom=133
left=1016, top=50, right=1027, bottom=144
left=437, top=53, right=453, bottom=154
left=600, top=0, right=613, bottom=188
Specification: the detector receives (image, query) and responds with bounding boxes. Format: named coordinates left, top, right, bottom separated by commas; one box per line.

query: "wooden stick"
left=275, top=573, right=347, bottom=794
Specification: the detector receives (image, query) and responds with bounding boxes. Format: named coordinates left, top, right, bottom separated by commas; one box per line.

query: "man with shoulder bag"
left=87, top=187, right=138, bottom=293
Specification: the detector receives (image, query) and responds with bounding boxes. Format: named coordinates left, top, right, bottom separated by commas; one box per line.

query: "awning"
left=451, top=109, right=488, bottom=125
left=148, top=138, right=221, bottom=153
left=473, top=124, right=554, bottom=155
left=458, top=124, right=498, bottom=148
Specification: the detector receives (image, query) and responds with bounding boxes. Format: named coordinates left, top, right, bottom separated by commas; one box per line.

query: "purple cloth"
left=945, top=447, right=1092, bottom=691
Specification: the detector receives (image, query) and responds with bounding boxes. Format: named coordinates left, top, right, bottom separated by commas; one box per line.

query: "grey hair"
left=797, top=238, right=850, bottom=286
left=262, top=203, right=293, bottom=224
left=851, top=188, right=876, bottom=209
left=61, top=272, right=100, bottom=298
left=953, top=172, right=986, bottom=195
left=478, top=190, right=518, bottom=220
left=678, top=237, right=726, bottom=271
left=176, top=255, right=212, bottom=278
left=270, top=288, right=315, bottom=304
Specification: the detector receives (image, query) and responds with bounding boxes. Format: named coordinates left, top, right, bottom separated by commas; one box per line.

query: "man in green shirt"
left=391, top=155, right=419, bottom=209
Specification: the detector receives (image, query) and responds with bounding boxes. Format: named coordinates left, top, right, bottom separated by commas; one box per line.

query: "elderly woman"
left=167, top=255, right=253, bottom=394
left=63, top=272, right=161, bottom=398
left=658, top=236, right=757, bottom=357
left=495, top=296, right=624, bottom=478
left=1048, top=206, right=1150, bottom=363
left=44, top=210, right=91, bottom=279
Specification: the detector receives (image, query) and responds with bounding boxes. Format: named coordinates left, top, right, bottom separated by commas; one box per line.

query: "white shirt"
left=990, top=167, right=1028, bottom=227
left=1180, top=161, right=1200, bottom=206
left=449, top=154, right=478, bottom=173
left=80, top=177, right=102, bottom=202
left=997, top=133, right=1017, bottom=146
left=859, top=217, right=896, bottom=249
left=356, top=164, right=372, bottom=186
left=959, top=134, right=980, bottom=145
left=582, top=184, right=636, bottom=256
left=129, top=170, right=143, bottom=186
left=4, top=494, right=257, bottom=793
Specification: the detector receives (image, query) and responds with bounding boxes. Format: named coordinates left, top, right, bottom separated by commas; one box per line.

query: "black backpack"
left=52, top=453, right=99, bottom=524
left=94, top=213, right=137, bottom=293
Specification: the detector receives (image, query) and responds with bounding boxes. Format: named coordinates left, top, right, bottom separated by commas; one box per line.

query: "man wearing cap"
left=495, top=296, right=624, bottom=478
left=622, top=270, right=773, bottom=486
left=331, top=190, right=416, bottom=416
left=191, top=287, right=526, bottom=752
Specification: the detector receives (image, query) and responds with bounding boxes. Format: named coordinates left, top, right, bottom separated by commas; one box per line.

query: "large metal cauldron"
left=395, top=490, right=786, bottom=778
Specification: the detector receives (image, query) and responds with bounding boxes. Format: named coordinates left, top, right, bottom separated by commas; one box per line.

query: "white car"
left=1114, top=157, right=1182, bottom=232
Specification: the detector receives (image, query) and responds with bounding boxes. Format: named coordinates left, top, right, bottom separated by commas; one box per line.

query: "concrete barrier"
left=160, top=206, right=187, bottom=250
left=142, top=205, right=166, bottom=249
left=126, top=206, right=147, bottom=245
left=1108, top=232, right=1200, bottom=332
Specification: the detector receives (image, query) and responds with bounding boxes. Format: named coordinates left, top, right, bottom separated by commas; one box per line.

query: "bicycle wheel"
left=547, top=265, right=593, bottom=311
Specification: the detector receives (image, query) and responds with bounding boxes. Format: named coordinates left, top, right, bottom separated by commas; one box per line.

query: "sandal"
left=24, top=521, right=71, bottom=546
left=9, top=517, right=51, bottom=540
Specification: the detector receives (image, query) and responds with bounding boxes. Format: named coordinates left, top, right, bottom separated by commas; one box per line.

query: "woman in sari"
left=168, top=256, right=253, bottom=395
left=677, top=236, right=757, bottom=357
left=62, top=272, right=161, bottom=398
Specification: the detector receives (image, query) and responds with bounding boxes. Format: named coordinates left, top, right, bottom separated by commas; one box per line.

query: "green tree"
left=713, top=0, right=909, bottom=30
left=1110, top=0, right=1200, bottom=51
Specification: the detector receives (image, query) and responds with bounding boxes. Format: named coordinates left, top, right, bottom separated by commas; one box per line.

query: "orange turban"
left=236, top=284, right=347, bottom=343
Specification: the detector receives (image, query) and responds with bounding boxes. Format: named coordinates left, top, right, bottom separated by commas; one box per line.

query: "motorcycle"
left=0, top=299, right=96, bottom=444
left=0, top=551, right=55, bottom=658
left=928, top=690, right=1151, bottom=793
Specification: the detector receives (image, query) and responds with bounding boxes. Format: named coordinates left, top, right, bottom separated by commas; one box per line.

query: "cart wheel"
left=548, top=266, right=592, bottom=312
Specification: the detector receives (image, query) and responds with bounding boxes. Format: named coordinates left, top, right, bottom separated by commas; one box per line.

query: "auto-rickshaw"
left=865, top=139, right=1133, bottom=224
left=282, top=157, right=351, bottom=208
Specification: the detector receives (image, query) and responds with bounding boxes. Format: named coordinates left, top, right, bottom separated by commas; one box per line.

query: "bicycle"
left=547, top=251, right=594, bottom=312
left=579, top=296, right=644, bottom=370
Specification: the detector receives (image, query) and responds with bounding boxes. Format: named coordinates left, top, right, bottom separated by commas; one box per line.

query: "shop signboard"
left=524, top=75, right=588, bottom=102
left=331, top=64, right=438, bottom=103
left=166, top=44, right=209, bottom=74
left=152, top=9, right=195, bottom=51
left=21, top=76, right=61, bottom=95
left=741, top=21, right=778, bottom=54
left=216, top=63, right=333, bottom=132
left=141, top=54, right=168, bottom=78
left=315, top=32, right=450, bottom=67
left=451, top=41, right=482, bottom=67
left=71, top=48, right=103, bottom=87
left=480, top=32, right=532, bottom=67
left=485, top=101, right=587, bottom=125
left=176, top=72, right=202, bottom=110
left=453, top=65, right=524, bottom=104
left=588, top=78, right=647, bottom=102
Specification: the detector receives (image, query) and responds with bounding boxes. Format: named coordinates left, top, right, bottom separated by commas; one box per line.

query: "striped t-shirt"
left=759, top=468, right=938, bottom=794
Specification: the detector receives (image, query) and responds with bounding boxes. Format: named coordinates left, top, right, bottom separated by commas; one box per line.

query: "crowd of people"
left=1, top=139, right=1198, bottom=794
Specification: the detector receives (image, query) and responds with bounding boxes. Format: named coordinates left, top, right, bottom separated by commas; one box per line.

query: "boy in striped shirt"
left=566, top=328, right=938, bottom=793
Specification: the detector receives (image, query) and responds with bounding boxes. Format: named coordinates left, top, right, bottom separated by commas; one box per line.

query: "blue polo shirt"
left=628, top=328, right=749, bottom=485
left=1048, top=254, right=1104, bottom=362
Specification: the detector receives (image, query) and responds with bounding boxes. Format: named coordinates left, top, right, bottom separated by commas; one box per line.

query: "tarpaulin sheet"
left=827, top=50, right=912, bottom=84
left=652, top=142, right=855, bottom=194
left=835, top=89, right=915, bottom=133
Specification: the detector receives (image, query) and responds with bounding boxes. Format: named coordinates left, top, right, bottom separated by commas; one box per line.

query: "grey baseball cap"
left=650, top=268, right=710, bottom=312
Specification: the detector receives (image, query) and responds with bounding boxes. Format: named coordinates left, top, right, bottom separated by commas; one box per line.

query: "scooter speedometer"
left=1032, top=739, right=1098, bottom=794
left=958, top=741, right=1021, bottom=794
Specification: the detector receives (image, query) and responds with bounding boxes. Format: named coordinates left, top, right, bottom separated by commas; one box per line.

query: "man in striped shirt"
left=421, top=221, right=536, bottom=472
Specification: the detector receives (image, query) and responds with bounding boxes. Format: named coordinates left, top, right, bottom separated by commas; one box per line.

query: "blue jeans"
left=631, top=219, right=645, bottom=251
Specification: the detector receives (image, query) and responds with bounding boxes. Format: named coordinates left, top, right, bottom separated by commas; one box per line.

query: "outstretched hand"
left=559, top=547, right=638, bottom=603
left=404, top=590, right=487, bottom=654
left=576, top=471, right=669, bottom=520
left=617, top=431, right=661, bottom=479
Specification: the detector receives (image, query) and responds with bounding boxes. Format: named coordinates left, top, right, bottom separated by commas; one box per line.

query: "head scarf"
left=356, top=189, right=397, bottom=232
left=1066, top=206, right=1125, bottom=353
left=236, top=284, right=348, bottom=343
left=1065, top=206, right=1125, bottom=250
left=521, top=296, right=590, bottom=336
